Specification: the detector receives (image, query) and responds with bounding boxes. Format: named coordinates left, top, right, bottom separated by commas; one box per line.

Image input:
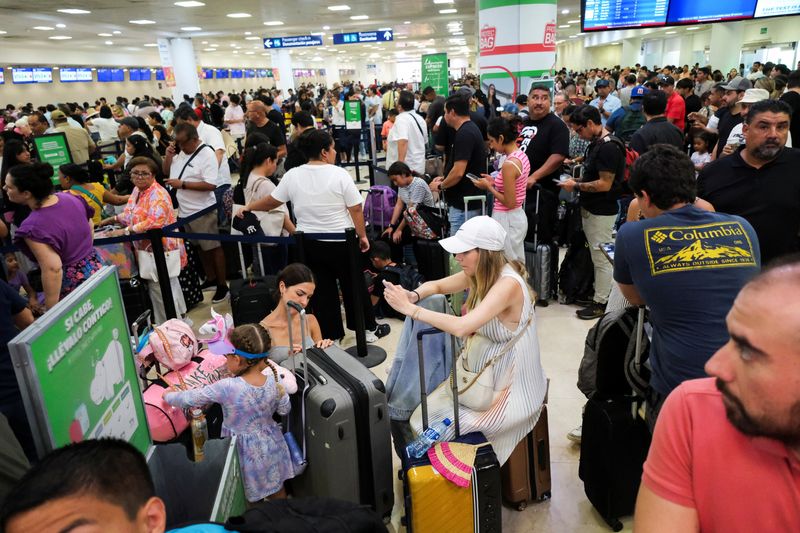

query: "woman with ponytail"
left=164, top=323, right=294, bottom=501
left=6, top=162, right=102, bottom=309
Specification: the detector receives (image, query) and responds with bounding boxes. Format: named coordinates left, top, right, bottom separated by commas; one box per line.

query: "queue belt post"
left=292, top=230, right=306, bottom=264
left=344, top=228, right=387, bottom=368
left=146, top=228, right=177, bottom=320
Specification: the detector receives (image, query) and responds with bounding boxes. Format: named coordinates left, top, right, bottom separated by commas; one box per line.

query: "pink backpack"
left=138, top=319, right=198, bottom=371
left=142, top=349, right=228, bottom=442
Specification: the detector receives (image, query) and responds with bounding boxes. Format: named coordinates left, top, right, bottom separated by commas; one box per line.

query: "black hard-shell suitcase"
left=401, top=328, right=502, bottom=533
left=413, top=239, right=449, bottom=281
left=281, top=303, right=394, bottom=520
left=120, top=277, right=152, bottom=324
left=230, top=242, right=276, bottom=325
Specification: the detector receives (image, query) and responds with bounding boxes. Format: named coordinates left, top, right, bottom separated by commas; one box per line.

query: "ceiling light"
left=56, top=23, right=66, bottom=28
left=245, top=36, right=260, bottom=40
left=181, top=26, right=202, bottom=31
left=58, top=8, right=91, bottom=14
left=0, top=31, right=7, bottom=34
left=129, top=19, right=156, bottom=24
left=569, top=35, right=577, bottom=38
left=561, top=8, right=570, bottom=14
left=567, top=19, right=580, bottom=23
left=323, top=25, right=331, bottom=29
left=311, top=32, right=325, bottom=36
left=244, top=31, right=252, bottom=35
left=378, top=27, right=392, bottom=31
left=204, top=47, right=216, bottom=51
left=451, top=31, right=463, bottom=35
left=665, top=30, right=676, bottom=34
left=210, top=43, right=219, bottom=47
left=434, top=0, right=454, bottom=3
left=174, top=0, right=205, bottom=6
left=112, top=30, right=121, bottom=34
left=233, top=50, right=239, bottom=54
left=201, top=40, right=208, bottom=43
left=104, top=40, right=113, bottom=45
left=404, top=21, right=411, bottom=24
left=144, top=43, right=158, bottom=46
left=328, top=5, right=351, bottom=11
left=264, top=20, right=284, bottom=26
left=398, top=35, right=408, bottom=38
left=226, top=12, right=251, bottom=18
left=245, top=51, right=254, bottom=54
left=98, top=32, right=112, bottom=36
left=686, top=26, right=700, bottom=30
left=351, top=15, right=369, bottom=20
left=33, top=26, right=54, bottom=30
left=49, top=35, right=72, bottom=40
left=439, top=9, right=457, bottom=14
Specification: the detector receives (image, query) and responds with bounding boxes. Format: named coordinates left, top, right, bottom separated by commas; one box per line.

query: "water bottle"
left=190, top=409, right=208, bottom=462
left=405, top=418, right=452, bottom=459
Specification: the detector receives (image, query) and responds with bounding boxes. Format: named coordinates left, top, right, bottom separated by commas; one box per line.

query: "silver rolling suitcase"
left=525, top=186, right=559, bottom=305
left=281, top=302, right=394, bottom=520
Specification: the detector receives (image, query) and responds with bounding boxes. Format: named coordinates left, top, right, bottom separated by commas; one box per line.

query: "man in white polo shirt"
left=164, top=122, right=228, bottom=303
left=386, top=90, right=427, bottom=175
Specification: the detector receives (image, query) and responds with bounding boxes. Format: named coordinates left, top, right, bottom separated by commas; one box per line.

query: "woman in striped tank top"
left=383, top=216, right=547, bottom=464
left=474, top=117, right=530, bottom=261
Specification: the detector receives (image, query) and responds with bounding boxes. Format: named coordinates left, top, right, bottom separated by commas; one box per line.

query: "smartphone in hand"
left=466, top=173, right=481, bottom=182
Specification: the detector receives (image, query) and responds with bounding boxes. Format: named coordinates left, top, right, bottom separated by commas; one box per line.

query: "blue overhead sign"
left=263, top=35, right=323, bottom=49
left=332, top=30, right=393, bottom=45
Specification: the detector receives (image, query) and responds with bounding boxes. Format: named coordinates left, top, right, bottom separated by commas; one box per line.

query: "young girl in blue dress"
left=163, top=323, right=294, bottom=501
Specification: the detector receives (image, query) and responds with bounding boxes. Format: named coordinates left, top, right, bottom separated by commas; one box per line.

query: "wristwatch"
left=124, top=228, right=130, bottom=236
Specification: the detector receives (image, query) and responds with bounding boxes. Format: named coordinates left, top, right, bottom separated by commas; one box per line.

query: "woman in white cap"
left=383, top=216, right=547, bottom=465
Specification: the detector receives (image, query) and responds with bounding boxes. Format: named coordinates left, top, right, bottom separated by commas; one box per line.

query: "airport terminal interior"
left=1, top=0, right=799, bottom=532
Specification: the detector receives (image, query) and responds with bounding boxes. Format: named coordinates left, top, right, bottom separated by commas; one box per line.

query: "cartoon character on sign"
left=480, top=25, right=496, bottom=53
left=543, top=22, right=556, bottom=48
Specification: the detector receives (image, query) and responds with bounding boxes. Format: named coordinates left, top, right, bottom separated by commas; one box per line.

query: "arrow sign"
left=383, top=31, right=392, bottom=40
left=263, top=35, right=322, bottom=49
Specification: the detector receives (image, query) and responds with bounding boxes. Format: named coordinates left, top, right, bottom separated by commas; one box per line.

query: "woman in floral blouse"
left=99, top=156, right=187, bottom=322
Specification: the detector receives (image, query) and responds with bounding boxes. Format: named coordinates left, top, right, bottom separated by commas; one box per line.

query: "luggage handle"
left=237, top=241, right=265, bottom=284
left=286, top=300, right=309, bottom=463
left=463, top=195, right=487, bottom=220
left=416, top=327, right=460, bottom=438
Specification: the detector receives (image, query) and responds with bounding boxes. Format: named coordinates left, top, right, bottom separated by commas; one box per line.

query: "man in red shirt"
left=658, top=75, right=685, bottom=131
left=634, top=258, right=800, bottom=532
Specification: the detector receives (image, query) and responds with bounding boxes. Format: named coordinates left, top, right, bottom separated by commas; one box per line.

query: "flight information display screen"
left=666, top=0, right=756, bottom=24
left=582, top=0, right=668, bottom=31
left=754, top=0, right=800, bottom=18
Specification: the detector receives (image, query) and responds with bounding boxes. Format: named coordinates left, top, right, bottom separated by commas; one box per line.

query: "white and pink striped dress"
left=410, top=265, right=548, bottom=465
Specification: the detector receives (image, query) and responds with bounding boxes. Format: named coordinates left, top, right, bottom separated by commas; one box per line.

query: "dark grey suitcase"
left=281, top=302, right=393, bottom=520
left=525, top=187, right=559, bottom=305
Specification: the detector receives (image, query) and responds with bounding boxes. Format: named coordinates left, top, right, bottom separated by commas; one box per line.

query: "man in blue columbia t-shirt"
left=613, top=145, right=761, bottom=428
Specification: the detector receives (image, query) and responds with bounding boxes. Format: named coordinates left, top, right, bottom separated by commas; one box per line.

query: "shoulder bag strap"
left=70, top=185, right=103, bottom=212
left=177, top=144, right=211, bottom=181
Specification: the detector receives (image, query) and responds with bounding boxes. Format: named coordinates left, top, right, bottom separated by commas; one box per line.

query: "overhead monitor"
left=202, top=68, right=214, bottom=79
left=582, top=0, right=668, bottom=31
left=60, top=67, right=93, bottom=83
left=155, top=68, right=165, bottom=81
left=138, top=68, right=152, bottom=81
left=129, top=68, right=141, bottom=81
left=216, top=69, right=229, bottom=79
left=754, top=0, right=800, bottom=18
left=666, top=0, right=757, bottom=24
left=12, top=67, right=53, bottom=84
left=231, top=69, right=243, bottom=78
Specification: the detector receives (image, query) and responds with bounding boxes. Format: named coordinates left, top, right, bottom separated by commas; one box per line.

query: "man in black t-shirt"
left=629, top=91, right=684, bottom=154
left=423, top=86, right=446, bottom=134
left=559, top=105, right=625, bottom=319
left=712, top=76, right=751, bottom=159
left=284, top=111, right=315, bottom=173
left=430, top=95, right=487, bottom=236
left=245, top=100, right=287, bottom=159
left=779, top=70, right=800, bottom=148
left=516, top=84, right=570, bottom=244
left=698, top=100, right=800, bottom=266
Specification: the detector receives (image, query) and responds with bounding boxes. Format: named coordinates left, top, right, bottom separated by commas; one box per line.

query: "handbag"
left=447, top=311, right=533, bottom=411
left=404, top=203, right=447, bottom=239
left=137, top=247, right=181, bottom=282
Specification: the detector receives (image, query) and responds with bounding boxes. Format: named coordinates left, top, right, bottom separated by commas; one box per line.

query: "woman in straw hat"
left=383, top=216, right=547, bottom=464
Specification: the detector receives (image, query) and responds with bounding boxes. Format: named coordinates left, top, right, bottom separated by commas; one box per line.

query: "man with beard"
left=634, top=258, right=800, bottom=532
left=698, top=99, right=800, bottom=266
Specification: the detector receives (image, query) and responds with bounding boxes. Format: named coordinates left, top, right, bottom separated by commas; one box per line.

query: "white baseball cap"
left=439, top=216, right=507, bottom=254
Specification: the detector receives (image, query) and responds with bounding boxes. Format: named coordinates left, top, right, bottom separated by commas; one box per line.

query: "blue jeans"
left=448, top=206, right=482, bottom=236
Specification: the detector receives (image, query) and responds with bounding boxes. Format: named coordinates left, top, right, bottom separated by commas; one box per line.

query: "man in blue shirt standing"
left=590, top=79, right=622, bottom=127
left=614, top=145, right=761, bottom=430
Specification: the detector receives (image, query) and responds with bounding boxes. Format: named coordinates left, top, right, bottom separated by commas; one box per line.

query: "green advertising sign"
left=344, top=100, right=362, bottom=130
left=421, top=53, right=449, bottom=97
left=10, top=266, right=151, bottom=458
left=32, top=132, right=73, bottom=184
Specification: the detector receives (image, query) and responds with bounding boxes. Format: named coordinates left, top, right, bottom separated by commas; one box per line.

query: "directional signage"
left=333, top=30, right=393, bottom=45
left=263, top=35, right=323, bottom=49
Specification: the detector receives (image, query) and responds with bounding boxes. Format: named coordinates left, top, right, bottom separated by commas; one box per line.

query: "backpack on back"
left=383, top=264, right=425, bottom=291
left=615, top=107, right=646, bottom=143
left=605, top=136, right=639, bottom=184
left=364, top=186, right=397, bottom=229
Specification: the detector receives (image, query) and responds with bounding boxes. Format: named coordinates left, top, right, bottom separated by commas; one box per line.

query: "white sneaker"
left=567, top=425, right=582, bottom=444
left=364, top=330, right=378, bottom=343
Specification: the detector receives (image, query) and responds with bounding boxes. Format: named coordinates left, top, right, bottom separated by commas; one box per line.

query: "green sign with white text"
left=32, top=132, right=73, bottom=184
left=421, top=53, right=449, bottom=97
left=344, top=100, right=362, bottom=130
left=9, top=266, right=151, bottom=458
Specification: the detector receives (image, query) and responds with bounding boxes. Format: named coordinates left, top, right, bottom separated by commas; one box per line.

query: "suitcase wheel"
left=607, top=518, right=623, bottom=532
left=536, top=299, right=550, bottom=308
left=516, top=501, right=527, bottom=512
left=538, top=491, right=551, bottom=501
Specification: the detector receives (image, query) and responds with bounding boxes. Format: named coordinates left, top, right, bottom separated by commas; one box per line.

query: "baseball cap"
left=456, top=86, right=475, bottom=99
left=657, top=75, right=675, bottom=86
left=501, top=103, right=518, bottom=115
left=722, top=76, right=752, bottom=92
left=439, top=216, right=507, bottom=254
left=740, top=88, right=770, bottom=104
left=50, top=109, right=67, bottom=121
left=630, top=85, right=649, bottom=98
left=118, top=116, right=139, bottom=129
left=595, top=79, right=610, bottom=88
left=515, top=94, right=528, bottom=106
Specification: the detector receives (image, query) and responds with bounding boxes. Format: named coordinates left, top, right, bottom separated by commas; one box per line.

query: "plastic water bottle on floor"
left=406, top=418, right=452, bottom=459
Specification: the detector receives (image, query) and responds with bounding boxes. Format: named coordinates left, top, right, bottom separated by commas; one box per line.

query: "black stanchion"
left=146, top=228, right=178, bottom=320
left=344, top=228, right=387, bottom=368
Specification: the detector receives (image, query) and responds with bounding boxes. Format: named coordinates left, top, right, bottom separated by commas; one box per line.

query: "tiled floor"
left=186, top=164, right=634, bottom=532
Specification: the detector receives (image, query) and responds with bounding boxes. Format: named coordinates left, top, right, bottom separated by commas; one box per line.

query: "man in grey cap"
left=711, top=76, right=752, bottom=159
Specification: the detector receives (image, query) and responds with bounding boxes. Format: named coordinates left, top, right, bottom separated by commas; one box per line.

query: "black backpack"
left=614, top=106, right=646, bottom=143
left=558, top=229, right=594, bottom=305
left=383, top=264, right=425, bottom=291
left=225, top=497, right=388, bottom=533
